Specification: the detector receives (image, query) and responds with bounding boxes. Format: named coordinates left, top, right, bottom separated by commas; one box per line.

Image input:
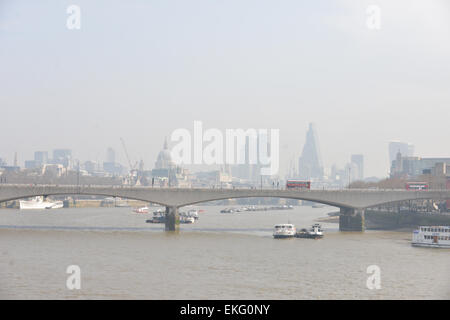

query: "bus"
left=286, top=180, right=311, bottom=190
left=405, top=182, right=429, bottom=191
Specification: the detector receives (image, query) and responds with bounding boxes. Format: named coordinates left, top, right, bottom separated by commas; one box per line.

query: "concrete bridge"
left=1, top=184, right=449, bottom=231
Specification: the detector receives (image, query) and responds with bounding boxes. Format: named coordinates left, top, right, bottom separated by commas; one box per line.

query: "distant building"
left=25, top=160, right=40, bottom=169
left=152, top=138, right=190, bottom=187
left=154, top=138, right=175, bottom=171
left=391, top=155, right=450, bottom=178
left=350, top=154, right=364, bottom=180
left=34, top=151, right=48, bottom=165
left=42, top=164, right=65, bottom=177
left=230, top=133, right=270, bottom=184
left=389, top=141, right=414, bottom=167
left=52, top=149, right=72, bottom=168
left=106, top=147, right=115, bottom=164
left=298, top=123, right=323, bottom=180
left=103, top=162, right=124, bottom=175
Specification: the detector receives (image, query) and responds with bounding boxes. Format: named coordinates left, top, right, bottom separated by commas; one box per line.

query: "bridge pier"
left=339, top=208, right=365, bottom=232
left=165, top=206, right=179, bottom=232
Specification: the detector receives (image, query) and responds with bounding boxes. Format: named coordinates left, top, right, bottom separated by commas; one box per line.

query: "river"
left=0, top=205, right=449, bottom=299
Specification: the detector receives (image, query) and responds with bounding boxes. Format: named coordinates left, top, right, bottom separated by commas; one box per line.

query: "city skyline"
left=0, top=131, right=447, bottom=179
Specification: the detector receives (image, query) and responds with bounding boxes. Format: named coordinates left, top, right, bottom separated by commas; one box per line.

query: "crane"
left=120, top=137, right=137, bottom=171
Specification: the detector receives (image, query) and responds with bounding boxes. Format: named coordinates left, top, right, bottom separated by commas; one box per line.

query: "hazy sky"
left=1, top=0, right=449, bottom=178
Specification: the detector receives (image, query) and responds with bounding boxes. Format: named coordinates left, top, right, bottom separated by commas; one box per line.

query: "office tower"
left=34, top=151, right=48, bottom=165
left=106, top=147, right=116, bottom=164
left=351, top=154, right=364, bottom=180
left=298, top=123, right=323, bottom=180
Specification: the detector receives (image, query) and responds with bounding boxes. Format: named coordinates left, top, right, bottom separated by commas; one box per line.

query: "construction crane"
left=120, top=137, right=137, bottom=171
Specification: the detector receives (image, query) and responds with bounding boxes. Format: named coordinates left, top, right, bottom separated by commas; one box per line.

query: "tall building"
left=298, top=123, right=323, bottom=180
left=351, top=154, right=364, bottom=180
left=52, top=149, right=72, bottom=168
left=106, top=147, right=115, bottom=164
left=34, top=151, right=48, bottom=165
left=389, top=141, right=414, bottom=166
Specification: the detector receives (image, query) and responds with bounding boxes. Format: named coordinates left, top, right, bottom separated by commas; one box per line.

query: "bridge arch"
left=176, top=195, right=342, bottom=209
left=0, top=188, right=171, bottom=208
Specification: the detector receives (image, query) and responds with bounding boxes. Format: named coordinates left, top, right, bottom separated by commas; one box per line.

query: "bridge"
left=1, top=184, right=449, bottom=231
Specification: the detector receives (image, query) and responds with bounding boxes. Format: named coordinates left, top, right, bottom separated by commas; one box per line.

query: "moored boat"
left=20, top=196, right=64, bottom=210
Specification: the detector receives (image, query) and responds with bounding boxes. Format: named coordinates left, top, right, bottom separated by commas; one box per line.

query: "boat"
left=133, top=206, right=149, bottom=214
left=19, top=196, right=64, bottom=210
left=187, top=209, right=199, bottom=220
left=411, top=226, right=450, bottom=248
left=146, top=209, right=166, bottom=223
left=296, top=223, right=324, bottom=239
left=180, top=215, right=195, bottom=224
left=273, top=224, right=296, bottom=239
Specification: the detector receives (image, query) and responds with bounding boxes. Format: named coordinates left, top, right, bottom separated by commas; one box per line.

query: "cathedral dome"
left=155, top=138, right=174, bottom=169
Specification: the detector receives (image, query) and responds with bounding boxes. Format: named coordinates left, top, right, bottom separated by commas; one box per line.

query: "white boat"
left=412, top=226, right=450, bottom=248
left=273, top=224, right=296, bottom=238
left=187, top=209, right=199, bottom=220
left=180, top=216, right=195, bottom=224
left=20, top=196, right=64, bottom=210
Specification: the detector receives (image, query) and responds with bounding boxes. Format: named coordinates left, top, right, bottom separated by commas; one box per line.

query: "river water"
left=0, top=205, right=448, bottom=299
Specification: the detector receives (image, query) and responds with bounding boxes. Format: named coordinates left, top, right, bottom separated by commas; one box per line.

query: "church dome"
left=155, top=138, right=174, bottom=169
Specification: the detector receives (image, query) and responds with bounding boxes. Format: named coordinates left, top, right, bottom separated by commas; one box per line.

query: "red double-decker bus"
left=286, top=180, right=311, bottom=190
left=405, top=182, right=429, bottom=191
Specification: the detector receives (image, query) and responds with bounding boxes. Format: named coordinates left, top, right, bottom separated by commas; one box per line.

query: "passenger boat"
left=412, top=226, right=450, bottom=248
left=20, top=196, right=64, bottom=210
left=273, top=224, right=296, bottom=239
left=296, top=224, right=324, bottom=239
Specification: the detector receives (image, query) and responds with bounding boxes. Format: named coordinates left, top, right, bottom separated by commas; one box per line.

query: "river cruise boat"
left=20, top=196, right=64, bottom=210
left=412, top=226, right=450, bottom=248
left=273, top=224, right=296, bottom=239
left=296, top=224, right=324, bottom=239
